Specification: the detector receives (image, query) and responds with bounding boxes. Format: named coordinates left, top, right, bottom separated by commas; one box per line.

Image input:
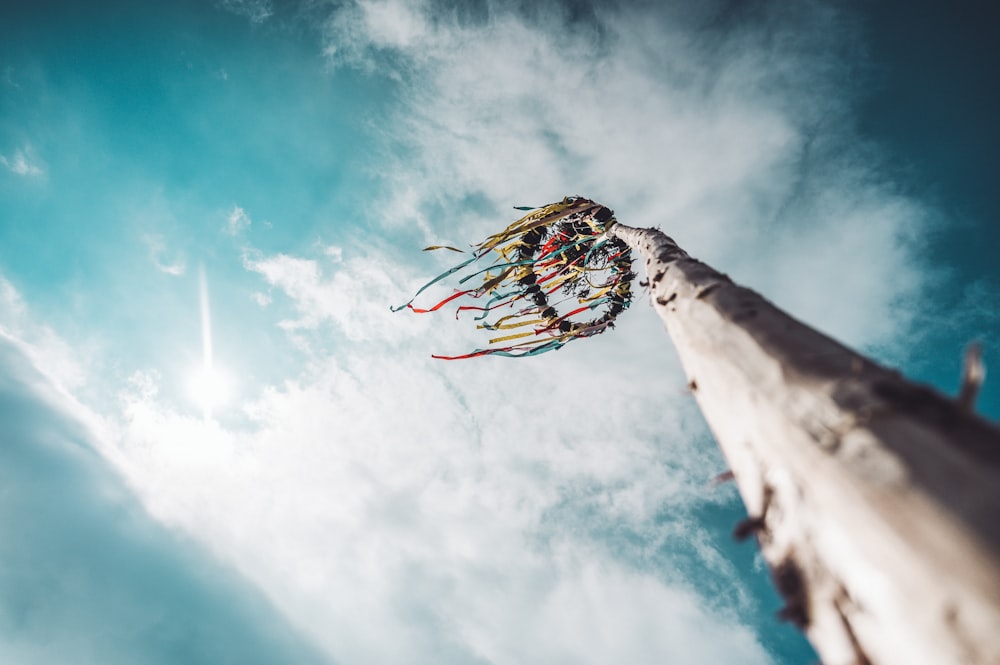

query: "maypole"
left=396, top=196, right=1000, bottom=665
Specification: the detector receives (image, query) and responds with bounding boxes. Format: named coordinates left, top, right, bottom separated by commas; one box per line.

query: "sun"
left=187, top=364, right=231, bottom=418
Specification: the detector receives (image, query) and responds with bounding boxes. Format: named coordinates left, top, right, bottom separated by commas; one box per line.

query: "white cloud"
left=225, top=205, right=252, bottom=235
left=323, top=245, right=343, bottom=262
left=143, top=233, right=186, bottom=276
left=110, top=329, right=766, bottom=665
left=217, top=0, right=273, bottom=24
left=322, top=0, right=431, bottom=68
left=0, top=276, right=88, bottom=393
left=1, top=147, right=43, bottom=176
left=243, top=245, right=434, bottom=346
left=324, top=0, right=928, bottom=357
left=357, top=0, right=430, bottom=50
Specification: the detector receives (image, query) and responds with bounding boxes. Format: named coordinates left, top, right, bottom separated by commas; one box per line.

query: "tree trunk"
left=607, top=222, right=1000, bottom=665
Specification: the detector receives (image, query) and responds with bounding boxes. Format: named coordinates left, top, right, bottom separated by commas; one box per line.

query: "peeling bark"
left=607, top=222, right=1000, bottom=665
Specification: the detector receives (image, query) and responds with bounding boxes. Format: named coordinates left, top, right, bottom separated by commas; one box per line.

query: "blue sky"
left=1, top=1, right=997, bottom=664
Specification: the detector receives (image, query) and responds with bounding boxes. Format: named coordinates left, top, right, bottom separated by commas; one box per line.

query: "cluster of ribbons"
left=393, top=196, right=635, bottom=359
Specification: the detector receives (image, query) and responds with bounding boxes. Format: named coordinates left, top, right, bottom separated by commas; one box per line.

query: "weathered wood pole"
left=606, top=222, right=1000, bottom=665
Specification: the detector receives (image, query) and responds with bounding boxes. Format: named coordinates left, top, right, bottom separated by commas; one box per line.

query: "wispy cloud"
left=2, top=65, right=19, bottom=89
left=322, top=0, right=430, bottom=67
left=0, top=277, right=87, bottom=392
left=143, top=234, right=186, bottom=276
left=1, top=147, right=43, bottom=176
left=225, top=205, right=252, bottom=235
left=224, top=206, right=252, bottom=236
left=243, top=245, right=428, bottom=345
left=217, top=0, right=274, bottom=24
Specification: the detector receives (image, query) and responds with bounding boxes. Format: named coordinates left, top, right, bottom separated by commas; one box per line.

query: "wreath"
left=393, top=196, right=634, bottom=359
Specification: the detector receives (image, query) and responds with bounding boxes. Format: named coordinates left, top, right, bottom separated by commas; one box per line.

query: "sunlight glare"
left=188, top=364, right=231, bottom=418
left=190, top=263, right=234, bottom=419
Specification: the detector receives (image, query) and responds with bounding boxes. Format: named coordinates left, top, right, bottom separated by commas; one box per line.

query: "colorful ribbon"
left=394, top=196, right=634, bottom=358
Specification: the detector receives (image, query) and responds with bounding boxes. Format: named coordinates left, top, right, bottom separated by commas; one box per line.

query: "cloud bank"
left=113, top=313, right=775, bottom=665
left=322, top=0, right=930, bottom=356
left=0, top=147, right=43, bottom=177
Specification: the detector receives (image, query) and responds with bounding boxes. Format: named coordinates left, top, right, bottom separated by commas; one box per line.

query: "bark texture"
left=607, top=222, right=1000, bottom=665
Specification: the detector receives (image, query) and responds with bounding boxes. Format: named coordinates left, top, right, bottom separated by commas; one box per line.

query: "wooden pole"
left=606, top=222, right=1000, bottom=665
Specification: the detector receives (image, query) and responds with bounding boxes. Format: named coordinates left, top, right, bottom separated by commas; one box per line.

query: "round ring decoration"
left=393, top=196, right=634, bottom=359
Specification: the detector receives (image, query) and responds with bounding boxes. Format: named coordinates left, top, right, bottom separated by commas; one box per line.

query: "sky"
left=0, top=1, right=998, bottom=664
